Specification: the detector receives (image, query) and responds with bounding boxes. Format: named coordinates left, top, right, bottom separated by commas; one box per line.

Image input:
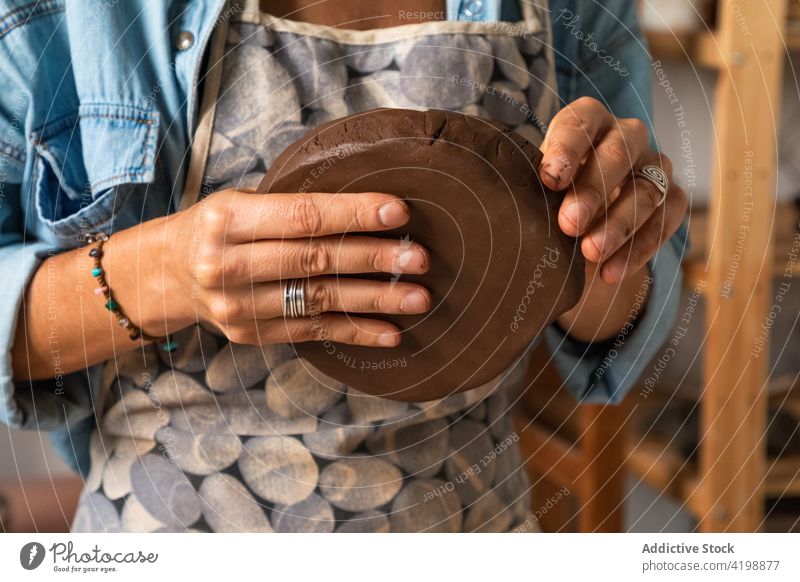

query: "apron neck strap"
left=179, top=11, right=231, bottom=211
left=519, top=1, right=542, bottom=28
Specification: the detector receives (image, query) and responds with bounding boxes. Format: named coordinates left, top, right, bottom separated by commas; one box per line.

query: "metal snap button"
left=462, top=0, right=485, bottom=19
left=176, top=30, right=195, bottom=51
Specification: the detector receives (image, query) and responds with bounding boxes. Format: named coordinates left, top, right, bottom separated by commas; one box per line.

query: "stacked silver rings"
left=282, top=278, right=307, bottom=318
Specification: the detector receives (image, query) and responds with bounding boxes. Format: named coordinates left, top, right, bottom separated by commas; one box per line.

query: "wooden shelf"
left=627, top=386, right=800, bottom=521
left=681, top=202, right=800, bottom=293
left=647, top=29, right=800, bottom=65
left=646, top=30, right=705, bottom=61
left=627, top=435, right=696, bottom=502
left=628, top=437, right=800, bottom=517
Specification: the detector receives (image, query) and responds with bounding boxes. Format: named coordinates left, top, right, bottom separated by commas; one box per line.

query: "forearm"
left=11, top=213, right=190, bottom=381
left=557, top=261, right=652, bottom=343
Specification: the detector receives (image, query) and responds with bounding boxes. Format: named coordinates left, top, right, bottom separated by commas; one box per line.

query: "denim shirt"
left=0, top=0, right=687, bottom=475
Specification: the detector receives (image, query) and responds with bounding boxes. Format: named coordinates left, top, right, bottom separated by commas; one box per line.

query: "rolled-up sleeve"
left=0, top=90, right=97, bottom=442
left=0, top=84, right=43, bottom=429
left=546, top=0, right=689, bottom=403
left=544, top=224, right=687, bottom=403
left=0, top=234, right=51, bottom=428
left=0, top=188, right=99, bottom=437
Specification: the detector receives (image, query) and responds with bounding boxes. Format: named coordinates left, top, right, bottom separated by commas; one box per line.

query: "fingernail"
left=557, top=155, right=573, bottom=173
left=398, top=248, right=425, bottom=271
left=564, top=200, right=592, bottom=233
left=601, top=263, right=622, bottom=284
left=400, top=290, right=428, bottom=313
left=587, top=234, right=605, bottom=259
left=378, top=201, right=408, bottom=227
left=377, top=331, right=400, bottom=347
left=541, top=163, right=561, bottom=186
left=542, top=156, right=572, bottom=188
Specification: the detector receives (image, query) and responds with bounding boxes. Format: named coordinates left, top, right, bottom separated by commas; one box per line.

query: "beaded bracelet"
left=86, top=232, right=178, bottom=352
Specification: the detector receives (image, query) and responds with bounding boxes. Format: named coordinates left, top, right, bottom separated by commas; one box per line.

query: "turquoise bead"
left=161, top=340, right=179, bottom=352
left=104, top=299, right=118, bottom=311
left=91, top=267, right=103, bottom=277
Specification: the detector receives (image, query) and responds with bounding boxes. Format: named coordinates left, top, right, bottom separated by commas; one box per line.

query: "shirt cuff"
left=543, top=225, right=688, bottom=404
left=0, top=241, right=97, bottom=431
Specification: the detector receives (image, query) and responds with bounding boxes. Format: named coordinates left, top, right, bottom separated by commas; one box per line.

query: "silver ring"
left=635, top=164, right=669, bottom=207
left=282, top=278, right=307, bottom=318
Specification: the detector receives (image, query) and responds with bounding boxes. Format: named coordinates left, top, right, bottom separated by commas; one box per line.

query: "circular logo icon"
left=19, top=542, right=46, bottom=570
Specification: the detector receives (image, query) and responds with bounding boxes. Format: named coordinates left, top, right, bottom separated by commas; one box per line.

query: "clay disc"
left=258, top=109, right=584, bottom=401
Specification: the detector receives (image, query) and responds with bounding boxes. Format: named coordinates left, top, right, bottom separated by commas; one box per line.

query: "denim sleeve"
left=0, top=58, right=99, bottom=454
left=0, top=78, right=42, bottom=430
left=544, top=0, right=690, bottom=403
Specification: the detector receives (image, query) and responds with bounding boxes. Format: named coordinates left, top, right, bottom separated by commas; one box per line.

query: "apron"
left=71, top=0, right=559, bottom=533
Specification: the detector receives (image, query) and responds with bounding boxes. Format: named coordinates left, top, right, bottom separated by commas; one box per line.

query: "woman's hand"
left=14, top=188, right=430, bottom=381
left=539, top=96, right=687, bottom=284
left=539, top=97, right=687, bottom=342
left=172, top=189, right=431, bottom=347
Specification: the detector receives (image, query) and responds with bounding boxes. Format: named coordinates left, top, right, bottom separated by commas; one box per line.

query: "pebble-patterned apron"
left=71, top=0, right=560, bottom=533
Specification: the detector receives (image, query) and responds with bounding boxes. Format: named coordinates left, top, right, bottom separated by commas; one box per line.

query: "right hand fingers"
left=202, top=190, right=412, bottom=241
left=539, top=96, right=614, bottom=190
left=199, top=235, right=429, bottom=285
left=225, top=313, right=403, bottom=348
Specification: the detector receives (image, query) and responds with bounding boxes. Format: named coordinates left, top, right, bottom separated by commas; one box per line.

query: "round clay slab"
left=258, top=109, right=583, bottom=401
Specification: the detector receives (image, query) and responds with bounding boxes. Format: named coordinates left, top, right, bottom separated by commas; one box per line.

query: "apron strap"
left=179, top=12, right=231, bottom=211
left=519, top=1, right=543, bottom=28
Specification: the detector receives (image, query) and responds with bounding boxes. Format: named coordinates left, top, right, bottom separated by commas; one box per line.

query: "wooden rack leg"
left=698, top=0, right=787, bottom=532
left=577, top=402, right=628, bottom=532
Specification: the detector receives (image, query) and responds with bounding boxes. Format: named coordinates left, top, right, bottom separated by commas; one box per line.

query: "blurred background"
left=2, top=0, right=799, bottom=533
